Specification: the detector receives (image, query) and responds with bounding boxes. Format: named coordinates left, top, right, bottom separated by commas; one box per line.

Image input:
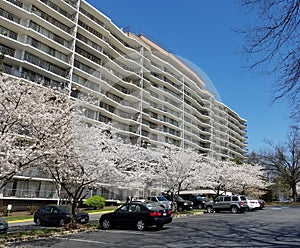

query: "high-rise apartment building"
left=0, top=0, right=247, bottom=161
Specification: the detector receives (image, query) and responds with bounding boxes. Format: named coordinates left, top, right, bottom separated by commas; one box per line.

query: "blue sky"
left=86, top=0, right=292, bottom=153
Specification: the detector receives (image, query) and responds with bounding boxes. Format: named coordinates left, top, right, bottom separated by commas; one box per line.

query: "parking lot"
left=7, top=205, right=300, bottom=248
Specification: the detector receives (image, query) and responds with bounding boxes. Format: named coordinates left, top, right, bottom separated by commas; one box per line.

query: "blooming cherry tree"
left=200, top=158, right=269, bottom=197
left=43, top=120, right=123, bottom=216
left=107, top=141, right=162, bottom=197
left=0, top=76, right=76, bottom=189
left=158, top=145, right=200, bottom=195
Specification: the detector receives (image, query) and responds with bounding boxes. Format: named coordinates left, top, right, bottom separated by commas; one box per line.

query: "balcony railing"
left=1, top=188, right=58, bottom=199
left=5, top=0, right=23, bottom=8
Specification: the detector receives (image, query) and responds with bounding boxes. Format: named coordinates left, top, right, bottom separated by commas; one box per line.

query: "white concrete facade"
left=0, top=0, right=247, bottom=161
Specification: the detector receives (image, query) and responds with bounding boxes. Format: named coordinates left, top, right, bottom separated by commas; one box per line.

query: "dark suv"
left=212, top=195, right=248, bottom=214
left=163, top=195, right=193, bottom=212
left=180, top=194, right=213, bottom=210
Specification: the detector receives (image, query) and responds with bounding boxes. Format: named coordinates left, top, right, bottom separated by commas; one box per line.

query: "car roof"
left=119, top=201, right=164, bottom=209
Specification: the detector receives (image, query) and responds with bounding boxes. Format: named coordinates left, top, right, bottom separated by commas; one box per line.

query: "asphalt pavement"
left=7, top=205, right=300, bottom=248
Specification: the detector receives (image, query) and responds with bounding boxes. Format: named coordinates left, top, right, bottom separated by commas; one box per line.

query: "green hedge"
left=83, top=196, right=106, bottom=210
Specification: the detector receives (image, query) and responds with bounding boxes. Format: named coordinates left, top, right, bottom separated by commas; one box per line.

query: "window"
left=224, top=196, right=231, bottom=202
left=118, top=205, right=128, bottom=212
left=44, top=206, right=52, bottom=212
left=129, top=204, right=141, bottom=212
left=52, top=207, right=58, bottom=213
left=232, top=196, right=238, bottom=201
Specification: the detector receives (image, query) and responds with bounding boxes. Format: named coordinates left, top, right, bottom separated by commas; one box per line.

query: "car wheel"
left=35, top=218, right=41, bottom=226
left=59, top=218, right=65, bottom=227
left=206, top=206, right=214, bottom=213
left=101, top=219, right=111, bottom=230
left=136, top=219, right=146, bottom=231
left=177, top=206, right=183, bottom=212
left=231, top=206, right=238, bottom=214
left=197, top=204, right=202, bottom=209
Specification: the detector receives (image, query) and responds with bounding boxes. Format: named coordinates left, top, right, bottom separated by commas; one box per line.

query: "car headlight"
left=184, top=202, right=188, bottom=205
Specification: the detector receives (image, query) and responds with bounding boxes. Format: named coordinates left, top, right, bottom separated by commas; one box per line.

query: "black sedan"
left=99, top=202, right=172, bottom=231
left=34, top=205, right=89, bottom=226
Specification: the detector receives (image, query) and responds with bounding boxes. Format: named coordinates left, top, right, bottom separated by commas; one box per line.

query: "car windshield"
left=58, top=205, right=73, bottom=212
left=157, top=196, right=168, bottom=201
left=175, top=196, right=184, bottom=201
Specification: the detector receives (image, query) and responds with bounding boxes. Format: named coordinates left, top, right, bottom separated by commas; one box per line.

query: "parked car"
left=212, top=195, right=248, bottom=214
left=131, top=198, right=147, bottom=203
left=59, top=205, right=89, bottom=224
left=163, top=195, right=193, bottom=211
left=245, top=197, right=260, bottom=211
left=0, top=218, right=8, bottom=233
left=258, top=199, right=266, bottom=209
left=147, top=196, right=173, bottom=210
left=180, top=194, right=213, bottom=210
left=273, top=198, right=292, bottom=203
left=99, top=202, right=172, bottom=231
left=34, top=205, right=89, bottom=226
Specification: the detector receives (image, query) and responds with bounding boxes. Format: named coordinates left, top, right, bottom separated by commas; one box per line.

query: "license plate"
left=163, top=213, right=167, bottom=216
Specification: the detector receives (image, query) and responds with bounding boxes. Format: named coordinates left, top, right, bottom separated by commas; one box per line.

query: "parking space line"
left=58, top=237, right=116, bottom=245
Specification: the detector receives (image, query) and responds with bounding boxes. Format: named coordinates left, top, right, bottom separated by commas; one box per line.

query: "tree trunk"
left=291, top=183, right=297, bottom=202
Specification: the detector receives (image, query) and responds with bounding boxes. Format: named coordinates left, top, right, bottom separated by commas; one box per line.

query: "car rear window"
left=240, top=196, right=246, bottom=200
left=145, top=203, right=164, bottom=210
left=157, top=196, right=168, bottom=201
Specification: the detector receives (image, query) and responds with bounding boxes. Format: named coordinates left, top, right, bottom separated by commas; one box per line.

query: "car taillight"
left=150, top=211, right=162, bottom=217
left=167, top=210, right=172, bottom=215
left=239, top=201, right=243, bottom=206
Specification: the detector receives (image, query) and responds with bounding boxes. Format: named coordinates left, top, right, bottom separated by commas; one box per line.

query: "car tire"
left=35, top=218, right=41, bottom=226
left=136, top=219, right=146, bottom=231
left=100, top=219, right=111, bottom=230
left=231, top=206, right=238, bottom=214
left=197, top=204, right=202, bottom=209
left=59, top=218, right=65, bottom=227
left=206, top=206, right=214, bottom=213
